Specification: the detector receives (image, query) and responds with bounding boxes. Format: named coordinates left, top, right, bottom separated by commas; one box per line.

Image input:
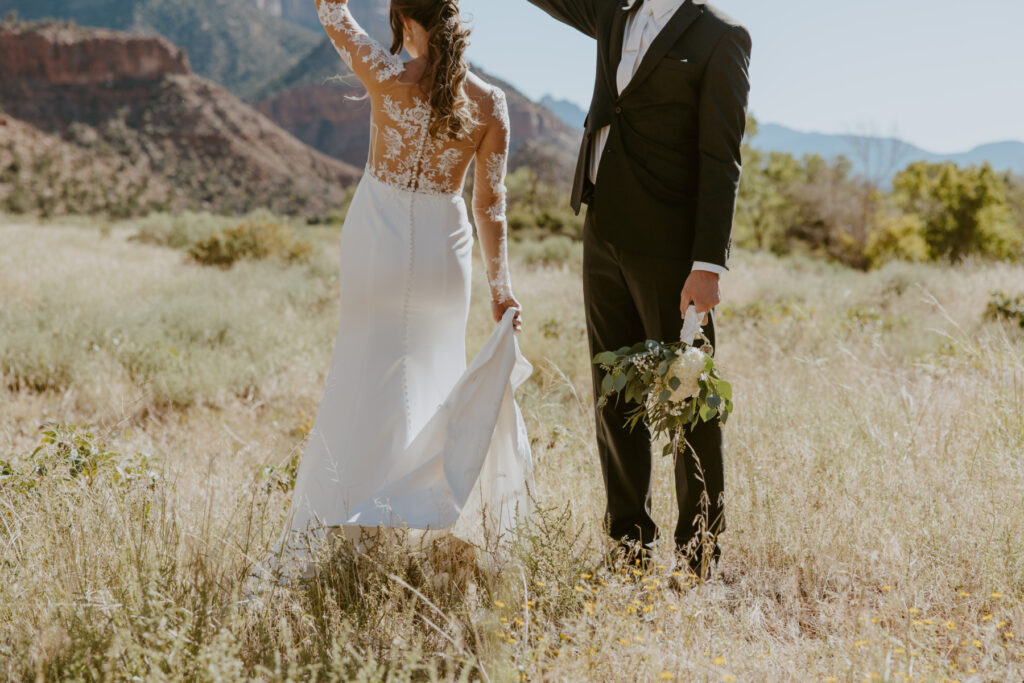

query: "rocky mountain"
left=540, top=95, right=587, bottom=130
left=246, top=0, right=345, bottom=33
left=252, top=1, right=580, bottom=172
left=0, top=0, right=320, bottom=97
left=0, top=22, right=359, bottom=217
left=1, top=0, right=580, bottom=178
left=753, top=123, right=1024, bottom=181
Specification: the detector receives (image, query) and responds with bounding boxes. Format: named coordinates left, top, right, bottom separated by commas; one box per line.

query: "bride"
left=273, top=0, right=533, bottom=568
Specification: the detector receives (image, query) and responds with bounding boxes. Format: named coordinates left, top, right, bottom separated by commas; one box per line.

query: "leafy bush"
left=736, top=117, right=1024, bottom=270
left=505, top=167, right=585, bottom=241
left=986, top=291, right=1024, bottom=328
left=865, top=214, right=929, bottom=267
left=892, top=162, right=1023, bottom=262
left=1, top=424, right=160, bottom=493
left=131, top=211, right=235, bottom=249
left=516, top=236, right=581, bottom=267
left=188, top=218, right=312, bottom=267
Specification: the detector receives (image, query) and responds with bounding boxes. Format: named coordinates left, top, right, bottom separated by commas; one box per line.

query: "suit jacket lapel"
left=619, top=0, right=704, bottom=99
left=605, top=3, right=634, bottom=96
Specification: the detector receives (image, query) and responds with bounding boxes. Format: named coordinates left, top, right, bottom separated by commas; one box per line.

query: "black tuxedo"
left=529, top=0, right=750, bottom=266
left=526, top=0, right=751, bottom=562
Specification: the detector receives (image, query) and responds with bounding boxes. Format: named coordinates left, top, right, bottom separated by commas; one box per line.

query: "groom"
left=524, top=0, right=751, bottom=574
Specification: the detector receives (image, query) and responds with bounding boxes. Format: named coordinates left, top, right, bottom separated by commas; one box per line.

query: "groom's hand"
left=680, top=270, right=721, bottom=325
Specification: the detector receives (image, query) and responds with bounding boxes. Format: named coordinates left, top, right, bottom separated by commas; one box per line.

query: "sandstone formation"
left=0, top=22, right=360, bottom=217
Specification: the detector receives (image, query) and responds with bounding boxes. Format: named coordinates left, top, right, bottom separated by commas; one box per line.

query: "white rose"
left=666, top=346, right=706, bottom=403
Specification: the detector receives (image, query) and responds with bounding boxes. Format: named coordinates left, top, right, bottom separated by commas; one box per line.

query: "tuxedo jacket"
left=526, top=0, right=751, bottom=267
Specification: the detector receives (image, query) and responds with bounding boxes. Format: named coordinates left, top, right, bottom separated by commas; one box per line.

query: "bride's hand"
left=492, top=295, right=523, bottom=332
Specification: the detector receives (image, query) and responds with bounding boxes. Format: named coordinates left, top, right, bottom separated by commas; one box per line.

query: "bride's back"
left=316, top=1, right=511, bottom=204
left=365, top=70, right=507, bottom=197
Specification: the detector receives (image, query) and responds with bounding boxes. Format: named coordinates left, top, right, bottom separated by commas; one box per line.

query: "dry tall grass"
left=1, top=219, right=1022, bottom=681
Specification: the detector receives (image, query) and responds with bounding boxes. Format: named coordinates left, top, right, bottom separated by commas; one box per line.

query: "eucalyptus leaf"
left=613, top=373, right=627, bottom=392
left=717, top=380, right=733, bottom=400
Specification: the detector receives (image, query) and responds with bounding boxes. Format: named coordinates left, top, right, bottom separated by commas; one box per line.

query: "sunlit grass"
left=1, top=219, right=1023, bottom=680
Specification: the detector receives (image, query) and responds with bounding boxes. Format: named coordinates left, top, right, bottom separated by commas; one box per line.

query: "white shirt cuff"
left=691, top=261, right=725, bottom=275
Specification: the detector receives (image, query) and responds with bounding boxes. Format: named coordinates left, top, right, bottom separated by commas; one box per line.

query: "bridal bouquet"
left=593, top=308, right=733, bottom=457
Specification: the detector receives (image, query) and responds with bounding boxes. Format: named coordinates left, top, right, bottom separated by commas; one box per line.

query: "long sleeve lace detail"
left=484, top=152, right=508, bottom=222
left=473, top=87, right=513, bottom=305
left=317, top=1, right=404, bottom=84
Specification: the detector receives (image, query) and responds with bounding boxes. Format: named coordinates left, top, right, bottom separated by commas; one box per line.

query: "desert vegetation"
left=2, top=216, right=1022, bottom=680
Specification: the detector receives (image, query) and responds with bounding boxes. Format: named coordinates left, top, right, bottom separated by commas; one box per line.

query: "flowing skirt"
left=277, top=173, right=533, bottom=562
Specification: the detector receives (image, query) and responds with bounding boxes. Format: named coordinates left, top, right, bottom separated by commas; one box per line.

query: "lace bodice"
left=317, top=0, right=513, bottom=303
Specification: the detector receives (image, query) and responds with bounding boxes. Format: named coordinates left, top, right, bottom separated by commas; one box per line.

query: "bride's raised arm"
left=472, top=88, right=521, bottom=329
left=315, top=0, right=405, bottom=89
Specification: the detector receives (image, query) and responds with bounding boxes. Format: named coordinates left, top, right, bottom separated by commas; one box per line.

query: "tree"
left=892, top=162, right=1019, bottom=262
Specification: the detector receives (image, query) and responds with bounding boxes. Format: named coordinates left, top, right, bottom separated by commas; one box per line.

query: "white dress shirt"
left=590, top=0, right=724, bottom=274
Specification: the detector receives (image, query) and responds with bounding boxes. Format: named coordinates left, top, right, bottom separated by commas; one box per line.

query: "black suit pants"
left=583, top=212, right=726, bottom=551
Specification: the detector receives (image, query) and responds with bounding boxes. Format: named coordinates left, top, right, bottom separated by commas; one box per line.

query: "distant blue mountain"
left=540, top=95, right=587, bottom=130
left=753, top=123, right=1024, bottom=181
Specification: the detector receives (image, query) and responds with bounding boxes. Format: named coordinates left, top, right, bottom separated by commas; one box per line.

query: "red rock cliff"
left=0, top=23, right=191, bottom=85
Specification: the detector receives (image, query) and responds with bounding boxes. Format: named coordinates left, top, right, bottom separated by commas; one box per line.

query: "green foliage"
left=986, top=291, right=1024, bottom=328
left=516, top=235, right=581, bottom=267
left=593, top=337, right=733, bottom=456
left=865, top=213, right=930, bottom=267
left=188, top=218, right=313, bottom=267
left=892, top=162, right=1022, bottom=262
left=132, top=210, right=241, bottom=249
left=737, top=117, right=1024, bottom=269
left=505, top=167, right=584, bottom=241
left=1, top=424, right=160, bottom=493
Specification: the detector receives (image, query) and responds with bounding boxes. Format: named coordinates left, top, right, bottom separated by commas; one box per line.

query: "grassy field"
left=1, top=217, right=1023, bottom=681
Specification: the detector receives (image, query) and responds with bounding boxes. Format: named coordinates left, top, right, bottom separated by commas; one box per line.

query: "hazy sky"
left=458, top=0, right=1023, bottom=154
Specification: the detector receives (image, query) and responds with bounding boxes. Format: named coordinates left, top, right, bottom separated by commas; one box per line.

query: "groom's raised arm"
left=524, top=0, right=603, bottom=39
left=692, top=25, right=752, bottom=269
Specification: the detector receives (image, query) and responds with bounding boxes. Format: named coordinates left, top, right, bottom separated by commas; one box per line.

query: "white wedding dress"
left=274, top=2, right=533, bottom=565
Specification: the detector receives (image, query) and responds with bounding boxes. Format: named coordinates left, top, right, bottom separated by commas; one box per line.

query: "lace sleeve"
left=315, top=0, right=404, bottom=88
left=472, top=88, right=513, bottom=305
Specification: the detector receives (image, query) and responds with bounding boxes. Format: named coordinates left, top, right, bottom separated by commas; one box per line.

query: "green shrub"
left=188, top=219, right=312, bottom=268
left=516, top=236, right=580, bottom=267
left=132, top=211, right=238, bottom=249
left=893, top=162, right=1021, bottom=262
left=1, top=424, right=160, bottom=493
left=865, top=214, right=929, bottom=267
left=986, top=291, right=1024, bottom=328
